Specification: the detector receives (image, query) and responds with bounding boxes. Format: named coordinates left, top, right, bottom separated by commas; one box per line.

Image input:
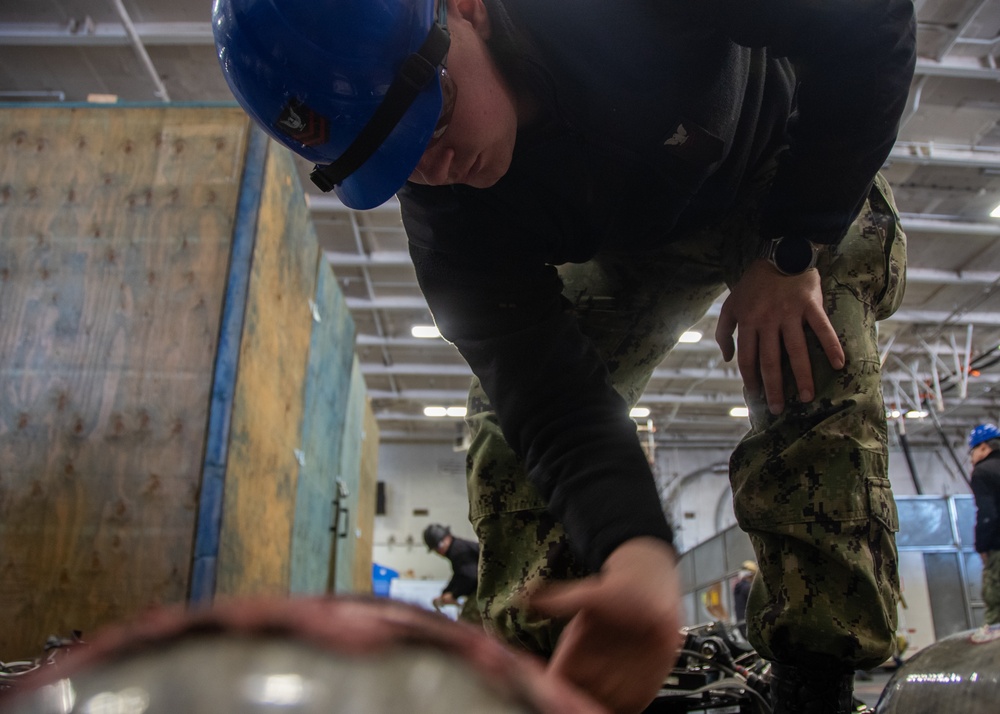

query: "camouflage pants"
left=984, top=551, right=1000, bottom=625
left=465, top=172, right=905, bottom=669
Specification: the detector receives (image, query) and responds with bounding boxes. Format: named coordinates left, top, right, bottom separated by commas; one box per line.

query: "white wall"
left=373, top=442, right=475, bottom=581
left=655, top=446, right=736, bottom=553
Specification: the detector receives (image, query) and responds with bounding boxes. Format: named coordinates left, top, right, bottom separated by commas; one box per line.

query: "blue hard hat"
left=212, top=0, right=447, bottom=209
left=968, top=423, right=1000, bottom=449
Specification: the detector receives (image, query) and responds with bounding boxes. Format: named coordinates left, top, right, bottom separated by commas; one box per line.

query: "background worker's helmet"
left=423, top=524, right=451, bottom=551
left=212, top=0, right=448, bottom=210
left=968, top=423, right=1000, bottom=449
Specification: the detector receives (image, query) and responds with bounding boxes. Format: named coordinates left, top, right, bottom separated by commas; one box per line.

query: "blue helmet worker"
left=214, top=2, right=917, bottom=712
left=969, top=423, right=1000, bottom=626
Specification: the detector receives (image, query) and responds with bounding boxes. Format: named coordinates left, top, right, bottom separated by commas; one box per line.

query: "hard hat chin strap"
left=310, top=22, right=451, bottom=193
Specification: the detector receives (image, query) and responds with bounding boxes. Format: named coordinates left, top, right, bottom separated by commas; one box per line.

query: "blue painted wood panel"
left=289, top=260, right=356, bottom=594
left=333, top=356, right=367, bottom=593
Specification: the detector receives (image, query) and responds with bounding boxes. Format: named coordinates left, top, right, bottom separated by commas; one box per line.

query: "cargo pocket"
left=866, top=475, right=901, bottom=636
left=869, top=175, right=907, bottom=320
left=867, top=476, right=899, bottom=534
left=826, top=174, right=906, bottom=321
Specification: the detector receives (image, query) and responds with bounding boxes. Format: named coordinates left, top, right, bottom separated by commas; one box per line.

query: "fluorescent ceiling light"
left=887, top=409, right=902, bottom=419
left=729, top=406, right=749, bottom=418
left=424, top=406, right=467, bottom=418
left=678, top=330, right=703, bottom=343
left=411, top=325, right=441, bottom=338
left=630, top=407, right=651, bottom=418
left=905, top=410, right=928, bottom=419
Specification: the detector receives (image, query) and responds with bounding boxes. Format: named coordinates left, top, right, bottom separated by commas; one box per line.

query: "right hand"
left=530, top=538, right=683, bottom=714
left=715, top=259, right=844, bottom=415
left=433, top=592, right=457, bottom=611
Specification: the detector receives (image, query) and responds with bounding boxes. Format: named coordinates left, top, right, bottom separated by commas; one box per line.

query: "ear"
left=451, top=0, right=492, bottom=40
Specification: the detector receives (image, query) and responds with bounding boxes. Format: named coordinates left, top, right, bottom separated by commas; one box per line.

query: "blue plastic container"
left=372, top=563, right=399, bottom=598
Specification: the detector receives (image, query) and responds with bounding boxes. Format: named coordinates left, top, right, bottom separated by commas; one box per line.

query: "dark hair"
left=483, top=0, right=559, bottom=123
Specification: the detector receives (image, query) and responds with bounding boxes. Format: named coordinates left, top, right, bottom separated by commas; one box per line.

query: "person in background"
left=424, top=523, right=482, bottom=624
left=732, top=560, right=757, bottom=638
left=968, top=424, right=1000, bottom=625
left=213, top=1, right=915, bottom=711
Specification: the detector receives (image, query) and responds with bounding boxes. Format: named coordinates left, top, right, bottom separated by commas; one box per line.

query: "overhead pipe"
left=922, top=399, right=972, bottom=489
left=892, top=384, right=923, bottom=495
left=894, top=423, right=924, bottom=495
left=109, top=0, right=170, bottom=101
left=0, top=90, right=66, bottom=101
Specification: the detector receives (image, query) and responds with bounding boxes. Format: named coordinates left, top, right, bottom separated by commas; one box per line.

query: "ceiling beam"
left=5, top=24, right=997, bottom=83
left=360, top=361, right=1000, bottom=389
left=0, top=22, right=214, bottom=46
left=890, top=142, right=1000, bottom=169
left=346, top=294, right=1000, bottom=327
left=355, top=334, right=720, bottom=351
left=913, top=55, right=1000, bottom=81
left=368, top=388, right=745, bottom=405
left=899, top=216, right=1000, bottom=236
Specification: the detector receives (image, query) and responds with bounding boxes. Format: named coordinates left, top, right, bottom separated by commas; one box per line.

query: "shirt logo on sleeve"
left=661, top=118, right=723, bottom=165
left=664, top=124, right=689, bottom=146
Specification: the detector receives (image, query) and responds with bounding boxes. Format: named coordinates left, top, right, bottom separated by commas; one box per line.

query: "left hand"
left=530, top=538, right=683, bottom=714
left=715, top=260, right=844, bottom=415
left=432, top=593, right=457, bottom=610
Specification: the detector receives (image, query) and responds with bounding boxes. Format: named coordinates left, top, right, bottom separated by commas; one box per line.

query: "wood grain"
left=0, top=107, right=249, bottom=657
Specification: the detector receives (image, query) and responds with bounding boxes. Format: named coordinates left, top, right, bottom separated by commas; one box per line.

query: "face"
left=971, top=442, right=991, bottom=465
left=409, top=0, right=519, bottom=188
left=434, top=534, right=452, bottom=555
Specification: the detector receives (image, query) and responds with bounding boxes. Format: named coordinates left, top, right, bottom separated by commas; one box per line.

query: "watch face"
left=774, top=237, right=815, bottom=274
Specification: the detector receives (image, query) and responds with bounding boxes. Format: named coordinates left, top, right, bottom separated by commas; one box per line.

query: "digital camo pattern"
left=465, top=172, right=906, bottom=670
left=732, top=174, right=905, bottom=669
left=983, top=550, right=1000, bottom=625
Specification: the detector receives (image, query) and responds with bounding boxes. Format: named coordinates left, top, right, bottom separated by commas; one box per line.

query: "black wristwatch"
left=757, top=236, right=820, bottom=276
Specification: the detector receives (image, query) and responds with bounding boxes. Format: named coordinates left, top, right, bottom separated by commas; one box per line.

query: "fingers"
left=756, top=328, right=786, bottom=414
left=536, top=589, right=679, bottom=714
left=728, top=278, right=847, bottom=415
left=529, top=579, right=600, bottom=620
left=806, top=301, right=845, bottom=370
left=741, top=316, right=844, bottom=415
left=780, top=323, right=814, bottom=404
left=735, top=326, right=760, bottom=396
left=533, top=541, right=684, bottom=714
left=715, top=296, right=737, bottom=362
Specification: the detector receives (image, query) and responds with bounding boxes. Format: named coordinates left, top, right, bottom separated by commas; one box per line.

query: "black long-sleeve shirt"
left=399, top=0, right=916, bottom=571
left=972, top=450, right=1000, bottom=553
left=443, top=537, right=480, bottom=598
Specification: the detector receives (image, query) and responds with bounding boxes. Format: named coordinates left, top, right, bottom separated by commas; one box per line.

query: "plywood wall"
left=213, top=144, right=323, bottom=597
left=288, top=260, right=357, bottom=594
left=0, top=107, right=249, bottom=656
left=0, top=106, right=372, bottom=655
left=352, top=398, right=379, bottom=593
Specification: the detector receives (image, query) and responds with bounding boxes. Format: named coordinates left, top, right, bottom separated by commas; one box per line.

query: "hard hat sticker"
left=275, top=99, right=330, bottom=147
